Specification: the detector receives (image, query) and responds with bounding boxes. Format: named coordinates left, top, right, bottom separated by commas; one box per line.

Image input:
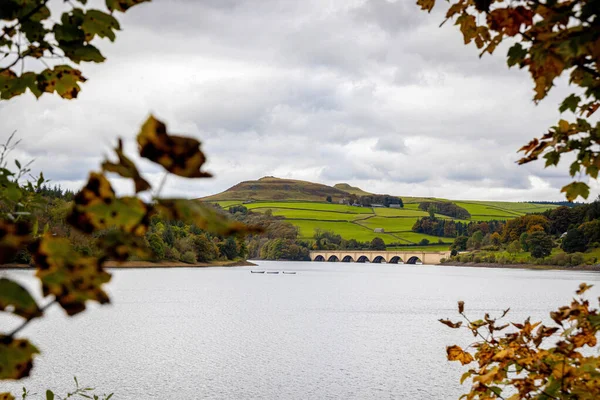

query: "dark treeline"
left=344, top=194, right=403, bottom=207
left=412, top=217, right=505, bottom=238
left=36, top=184, right=75, bottom=201
left=418, top=201, right=471, bottom=219
left=527, top=200, right=583, bottom=208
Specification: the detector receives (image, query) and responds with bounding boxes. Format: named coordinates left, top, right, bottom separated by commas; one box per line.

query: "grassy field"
left=208, top=197, right=559, bottom=249
left=242, top=201, right=372, bottom=214
left=355, top=216, right=417, bottom=232
left=267, top=208, right=371, bottom=221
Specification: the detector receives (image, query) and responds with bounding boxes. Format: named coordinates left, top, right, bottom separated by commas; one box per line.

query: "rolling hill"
left=200, top=177, right=560, bottom=250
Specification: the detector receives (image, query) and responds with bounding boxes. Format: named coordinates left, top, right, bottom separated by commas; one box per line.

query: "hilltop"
left=200, top=176, right=350, bottom=202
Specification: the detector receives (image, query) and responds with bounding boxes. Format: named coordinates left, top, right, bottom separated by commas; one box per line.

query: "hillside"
left=333, top=183, right=372, bottom=196
left=200, top=176, right=350, bottom=202
left=201, top=177, right=561, bottom=251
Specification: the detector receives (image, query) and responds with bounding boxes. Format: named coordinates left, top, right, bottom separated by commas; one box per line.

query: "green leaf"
left=0, top=336, right=39, bottom=379
left=45, top=390, right=54, bottom=400
left=3, top=182, right=22, bottom=202
left=507, top=43, right=527, bottom=67
left=544, top=151, right=560, bottom=167
left=106, top=0, right=151, bottom=12
left=0, top=278, right=41, bottom=319
left=81, top=10, right=120, bottom=42
left=560, top=94, right=581, bottom=113
left=561, top=181, right=590, bottom=201
left=570, top=161, right=580, bottom=177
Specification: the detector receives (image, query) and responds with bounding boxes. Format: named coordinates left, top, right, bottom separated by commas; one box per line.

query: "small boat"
left=282, top=271, right=297, bottom=275
left=266, top=271, right=280, bottom=274
left=250, top=271, right=265, bottom=274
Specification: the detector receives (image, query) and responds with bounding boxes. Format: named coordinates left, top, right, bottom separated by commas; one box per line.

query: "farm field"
left=355, top=216, right=417, bottom=232
left=208, top=196, right=559, bottom=249
left=266, top=208, right=371, bottom=221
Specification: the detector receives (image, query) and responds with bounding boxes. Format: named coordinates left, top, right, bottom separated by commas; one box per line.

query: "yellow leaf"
left=447, top=345, right=474, bottom=365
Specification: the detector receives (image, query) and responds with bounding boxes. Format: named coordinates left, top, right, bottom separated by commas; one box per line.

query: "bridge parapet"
left=309, top=250, right=450, bottom=265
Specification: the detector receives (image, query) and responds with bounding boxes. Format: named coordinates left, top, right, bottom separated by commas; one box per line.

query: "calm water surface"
left=2, top=261, right=600, bottom=399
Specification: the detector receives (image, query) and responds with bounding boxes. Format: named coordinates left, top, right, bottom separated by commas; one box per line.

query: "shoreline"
left=443, top=261, right=600, bottom=272
left=0, top=260, right=256, bottom=270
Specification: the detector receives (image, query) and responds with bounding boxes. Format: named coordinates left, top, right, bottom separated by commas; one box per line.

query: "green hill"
left=200, top=176, right=350, bottom=202
left=201, top=177, right=560, bottom=250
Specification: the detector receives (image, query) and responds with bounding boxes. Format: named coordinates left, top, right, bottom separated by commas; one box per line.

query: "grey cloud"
left=0, top=0, right=592, bottom=202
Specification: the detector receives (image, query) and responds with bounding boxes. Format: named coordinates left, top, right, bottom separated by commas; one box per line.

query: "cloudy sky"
left=0, top=0, right=596, bottom=201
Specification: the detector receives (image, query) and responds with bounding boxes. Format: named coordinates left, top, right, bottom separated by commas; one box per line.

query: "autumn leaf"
left=106, top=0, right=151, bottom=12
left=0, top=278, right=41, bottom=320
left=101, top=138, right=151, bottom=193
left=36, top=66, right=87, bottom=99
left=0, top=221, right=32, bottom=264
left=67, top=172, right=151, bottom=235
left=439, top=319, right=462, bottom=328
left=31, top=236, right=111, bottom=316
left=458, top=300, right=465, bottom=314
left=0, top=336, right=39, bottom=379
left=155, top=199, right=262, bottom=236
left=446, top=345, right=474, bottom=365
left=0, top=393, right=15, bottom=400
left=137, top=115, right=212, bottom=178
left=576, top=283, right=593, bottom=295
left=416, top=0, right=435, bottom=13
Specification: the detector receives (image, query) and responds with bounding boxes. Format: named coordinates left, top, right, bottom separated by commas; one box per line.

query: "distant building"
left=371, top=204, right=384, bottom=208
left=389, top=204, right=401, bottom=208
left=374, top=228, right=385, bottom=233
left=242, top=200, right=255, bottom=204
left=352, top=203, right=362, bottom=207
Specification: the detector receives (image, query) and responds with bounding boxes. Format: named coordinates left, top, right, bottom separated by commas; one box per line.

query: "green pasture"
left=289, top=219, right=400, bottom=244
left=245, top=201, right=371, bottom=214
left=356, top=216, right=417, bottom=232
left=373, top=207, right=429, bottom=217
left=266, top=208, right=371, bottom=221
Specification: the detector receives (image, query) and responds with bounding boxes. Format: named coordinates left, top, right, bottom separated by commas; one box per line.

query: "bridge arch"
left=406, top=256, right=422, bottom=265
left=389, top=256, right=403, bottom=264
left=342, top=255, right=354, bottom=262
left=356, top=255, right=370, bottom=263
left=372, top=255, right=386, bottom=264
left=327, top=255, right=340, bottom=262
left=314, top=255, right=325, bottom=262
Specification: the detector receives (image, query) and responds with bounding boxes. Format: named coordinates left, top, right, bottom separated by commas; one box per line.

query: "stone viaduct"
left=309, top=250, right=451, bottom=265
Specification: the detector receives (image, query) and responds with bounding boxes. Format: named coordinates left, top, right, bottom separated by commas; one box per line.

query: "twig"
left=7, top=299, right=57, bottom=338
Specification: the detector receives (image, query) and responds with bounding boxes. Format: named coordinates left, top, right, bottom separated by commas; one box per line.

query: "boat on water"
left=266, top=271, right=280, bottom=274
left=250, top=271, right=265, bottom=274
left=282, top=272, right=297, bottom=275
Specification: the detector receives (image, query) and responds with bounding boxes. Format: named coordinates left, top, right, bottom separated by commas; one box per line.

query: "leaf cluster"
left=0, top=0, right=150, bottom=99
left=0, top=115, right=261, bottom=390
left=440, top=283, right=600, bottom=399
left=417, top=0, right=600, bottom=200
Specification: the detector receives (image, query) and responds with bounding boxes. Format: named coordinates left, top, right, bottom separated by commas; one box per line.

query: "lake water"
left=2, top=261, right=600, bottom=399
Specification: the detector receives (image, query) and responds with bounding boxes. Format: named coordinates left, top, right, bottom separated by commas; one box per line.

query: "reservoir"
left=2, top=261, right=599, bottom=399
